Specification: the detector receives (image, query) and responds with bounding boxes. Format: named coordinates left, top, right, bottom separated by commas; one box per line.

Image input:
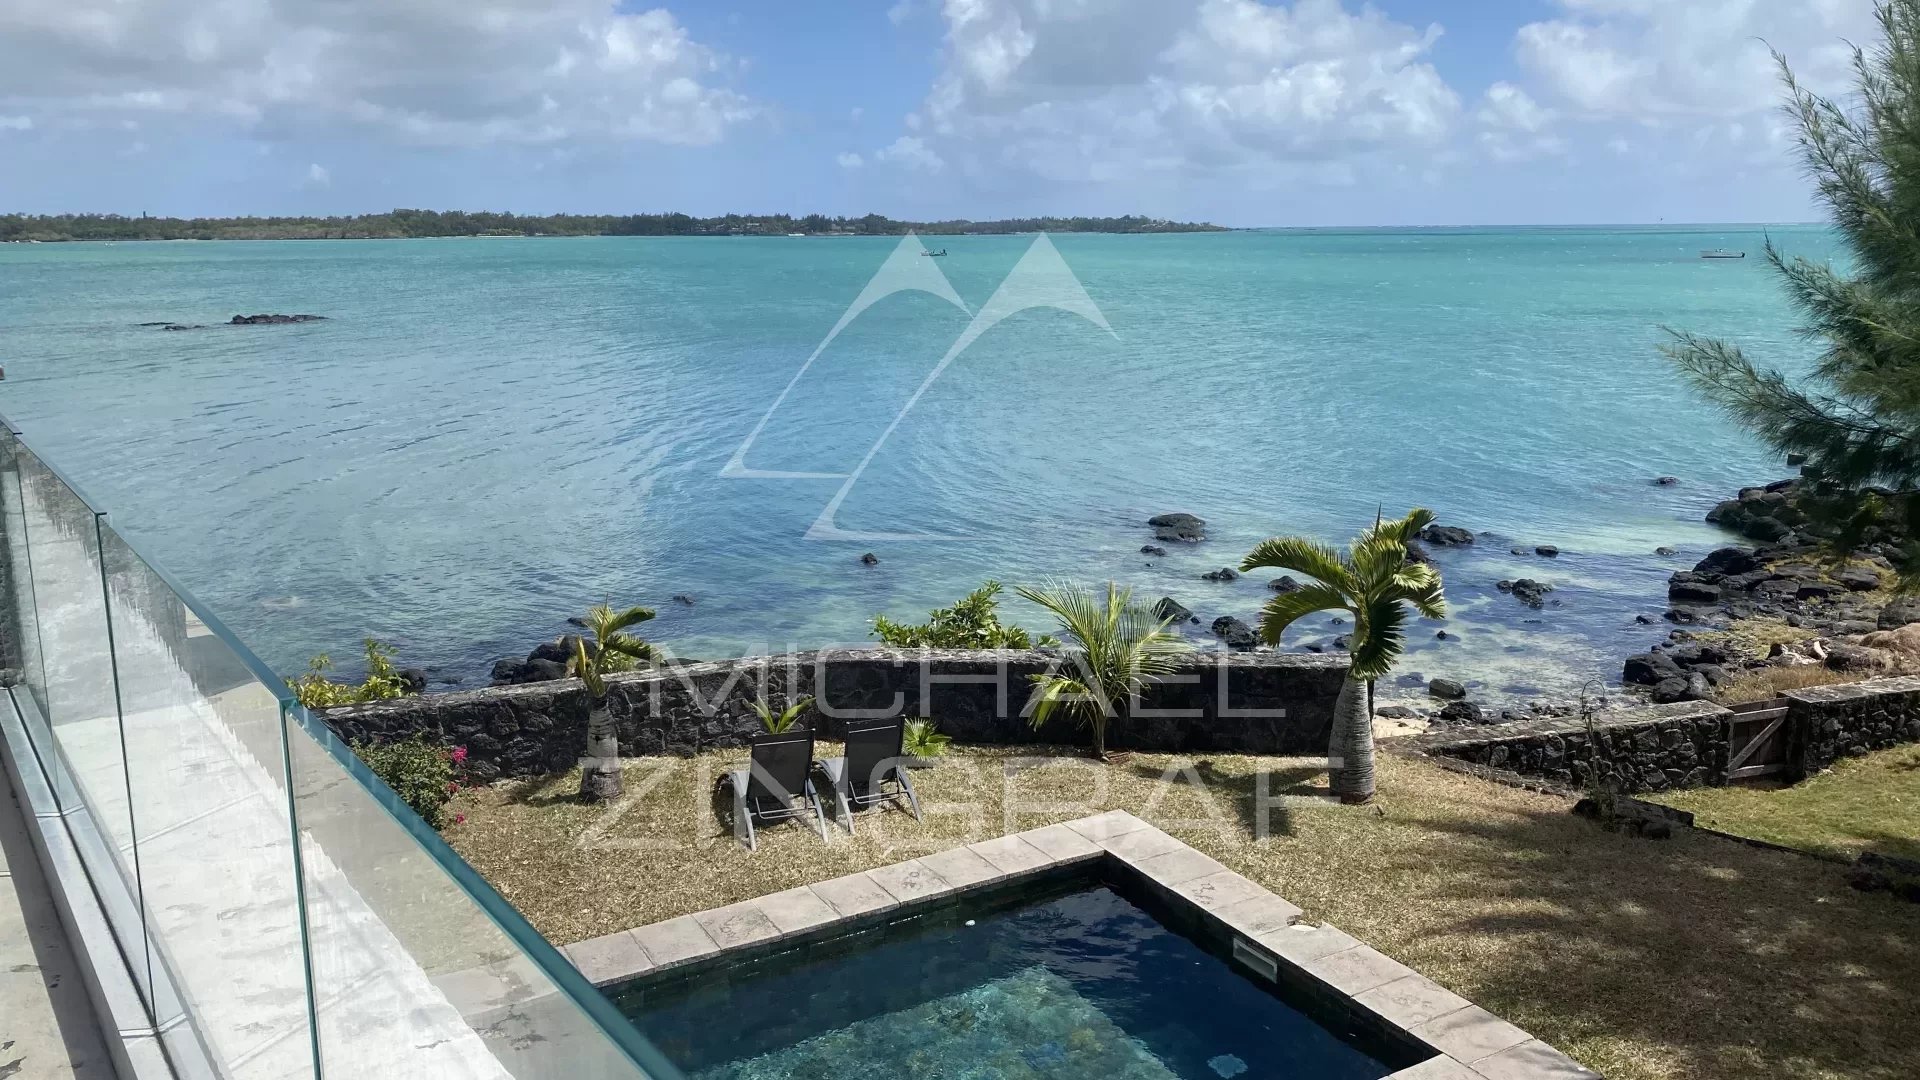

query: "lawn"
left=1647, top=743, right=1920, bottom=863
left=448, top=745, right=1920, bottom=1080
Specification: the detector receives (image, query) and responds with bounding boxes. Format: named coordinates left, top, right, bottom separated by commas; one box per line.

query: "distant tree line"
left=0, top=209, right=1225, bottom=242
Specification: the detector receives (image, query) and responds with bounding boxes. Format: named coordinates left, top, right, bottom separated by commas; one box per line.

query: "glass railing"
left=0, top=417, right=680, bottom=1080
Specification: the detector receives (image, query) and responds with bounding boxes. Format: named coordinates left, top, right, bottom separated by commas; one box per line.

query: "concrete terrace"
left=0, top=767, right=114, bottom=1080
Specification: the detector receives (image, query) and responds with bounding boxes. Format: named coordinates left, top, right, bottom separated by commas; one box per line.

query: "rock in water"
left=1403, top=540, right=1433, bottom=565
left=1148, top=513, right=1206, bottom=543
left=1667, top=577, right=1722, bottom=604
left=1654, top=476, right=1679, bottom=486
left=1694, top=547, right=1760, bottom=576
left=1655, top=546, right=1678, bottom=556
left=1210, top=615, right=1258, bottom=649
left=1153, top=521, right=1206, bottom=543
left=860, top=552, right=880, bottom=565
left=671, top=594, right=696, bottom=605
left=1623, top=652, right=1684, bottom=685
left=1534, top=545, right=1559, bottom=557
left=1438, top=700, right=1483, bottom=724
left=1428, top=678, right=1467, bottom=699
left=1148, top=512, right=1206, bottom=530
left=1154, top=597, right=1195, bottom=624
left=1201, top=567, right=1239, bottom=582
left=1269, top=576, right=1301, bottom=593
left=1510, top=579, right=1553, bottom=607
left=1420, top=524, right=1475, bottom=546
left=230, top=313, right=326, bottom=325
left=1140, top=545, right=1168, bottom=556
left=527, top=639, right=572, bottom=665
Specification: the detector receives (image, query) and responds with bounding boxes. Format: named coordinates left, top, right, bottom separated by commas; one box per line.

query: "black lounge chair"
left=819, top=718, right=922, bottom=833
left=727, top=730, right=830, bottom=850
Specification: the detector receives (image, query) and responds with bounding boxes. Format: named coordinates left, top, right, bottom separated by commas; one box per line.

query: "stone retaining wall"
left=321, top=649, right=1351, bottom=782
left=1395, top=701, right=1734, bottom=794
left=1402, top=677, right=1920, bottom=794
left=1785, top=676, right=1920, bottom=776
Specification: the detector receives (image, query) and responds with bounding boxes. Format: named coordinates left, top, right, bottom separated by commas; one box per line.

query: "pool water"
left=616, top=881, right=1403, bottom=1080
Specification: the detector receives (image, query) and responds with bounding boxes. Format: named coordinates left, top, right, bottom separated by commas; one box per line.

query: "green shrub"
left=902, top=719, right=952, bottom=759
left=290, top=638, right=414, bottom=710
left=872, top=581, right=1057, bottom=649
left=353, top=734, right=467, bottom=829
left=750, top=696, right=813, bottom=733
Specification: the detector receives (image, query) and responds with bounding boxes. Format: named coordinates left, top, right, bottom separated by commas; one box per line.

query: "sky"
left=0, top=0, right=1882, bottom=227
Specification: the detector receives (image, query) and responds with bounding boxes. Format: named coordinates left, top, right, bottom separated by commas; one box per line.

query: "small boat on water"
left=922, top=249, right=947, bottom=257
left=1700, top=249, right=1746, bottom=259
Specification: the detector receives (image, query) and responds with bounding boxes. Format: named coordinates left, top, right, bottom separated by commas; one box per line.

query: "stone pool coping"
left=564, top=810, right=1599, bottom=1080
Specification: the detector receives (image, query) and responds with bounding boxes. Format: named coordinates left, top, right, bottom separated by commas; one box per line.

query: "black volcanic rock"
left=1420, top=524, right=1474, bottom=546
left=231, top=313, right=326, bottom=324
left=1154, top=597, right=1195, bottom=624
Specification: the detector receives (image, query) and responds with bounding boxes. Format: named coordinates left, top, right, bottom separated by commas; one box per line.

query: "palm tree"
left=568, top=604, right=656, bottom=802
left=1015, top=581, right=1188, bottom=759
left=1240, top=509, right=1446, bottom=804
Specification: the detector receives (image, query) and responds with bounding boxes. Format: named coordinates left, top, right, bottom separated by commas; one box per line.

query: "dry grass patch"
left=1698, top=616, right=1819, bottom=659
left=1714, top=663, right=1865, bottom=704
left=450, top=745, right=1920, bottom=1080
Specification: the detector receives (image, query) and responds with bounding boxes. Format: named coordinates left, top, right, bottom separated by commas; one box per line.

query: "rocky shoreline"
left=451, top=487, right=1920, bottom=738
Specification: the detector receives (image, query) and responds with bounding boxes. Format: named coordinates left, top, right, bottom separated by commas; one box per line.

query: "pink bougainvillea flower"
left=451, top=746, right=469, bottom=765
left=453, top=813, right=467, bottom=825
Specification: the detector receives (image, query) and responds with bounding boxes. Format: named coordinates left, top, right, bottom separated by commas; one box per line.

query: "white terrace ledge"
left=564, top=810, right=1598, bottom=1080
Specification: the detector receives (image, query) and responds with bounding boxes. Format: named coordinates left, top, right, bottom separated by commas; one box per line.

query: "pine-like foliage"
left=1665, top=1, right=1920, bottom=575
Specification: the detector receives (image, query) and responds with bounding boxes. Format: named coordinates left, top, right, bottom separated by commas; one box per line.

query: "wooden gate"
left=1726, top=698, right=1791, bottom=782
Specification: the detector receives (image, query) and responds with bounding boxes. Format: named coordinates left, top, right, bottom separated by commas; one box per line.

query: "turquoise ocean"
left=0, top=227, right=1837, bottom=701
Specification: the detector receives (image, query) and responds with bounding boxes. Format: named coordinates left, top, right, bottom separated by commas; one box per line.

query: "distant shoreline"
left=0, top=210, right=1227, bottom=244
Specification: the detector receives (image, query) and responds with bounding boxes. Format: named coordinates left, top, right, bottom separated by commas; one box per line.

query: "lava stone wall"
left=1785, top=676, right=1920, bottom=777
left=321, top=649, right=1351, bottom=782
left=1401, top=701, right=1735, bottom=794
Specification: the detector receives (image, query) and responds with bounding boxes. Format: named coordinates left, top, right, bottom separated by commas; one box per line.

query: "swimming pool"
left=614, top=871, right=1424, bottom=1079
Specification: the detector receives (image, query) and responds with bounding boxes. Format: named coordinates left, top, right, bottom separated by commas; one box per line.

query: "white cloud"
left=0, top=1, right=755, bottom=147
left=305, top=162, right=330, bottom=186
left=881, top=0, right=1460, bottom=185
left=1477, top=83, right=1551, bottom=134
left=836, top=151, right=864, bottom=168
left=0, top=115, right=30, bottom=131
left=1513, top=1, right=1873, bottom=124
left=1474, top=82, right=1563, bottom=161
left=875, top=135, right=943, bottom=172
left=887, top=0, right=919, bottom=26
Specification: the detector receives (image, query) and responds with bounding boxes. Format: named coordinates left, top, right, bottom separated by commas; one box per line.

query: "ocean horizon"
left=0, top=225, right=1837, bottom=702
